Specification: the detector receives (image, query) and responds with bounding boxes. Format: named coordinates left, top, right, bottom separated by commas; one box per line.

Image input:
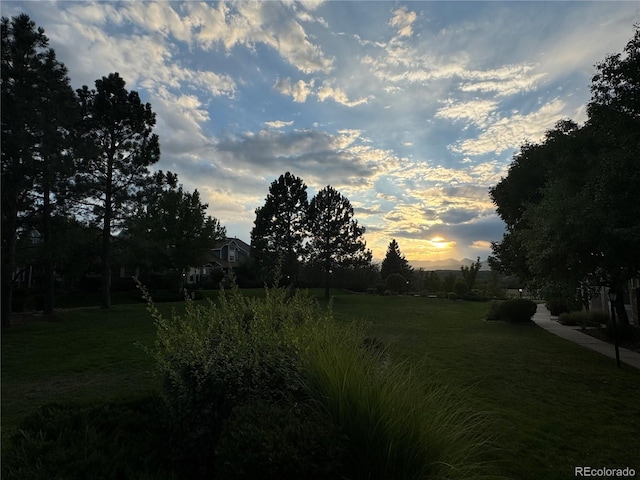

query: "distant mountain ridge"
left=409, top=258, right=490, bottom=271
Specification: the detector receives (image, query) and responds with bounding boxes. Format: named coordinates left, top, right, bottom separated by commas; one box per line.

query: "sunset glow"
left=4, top=1, right=635, bottom=264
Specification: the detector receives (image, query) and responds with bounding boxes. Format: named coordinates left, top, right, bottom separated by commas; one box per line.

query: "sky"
left=3, top=1, right=638, bottom=266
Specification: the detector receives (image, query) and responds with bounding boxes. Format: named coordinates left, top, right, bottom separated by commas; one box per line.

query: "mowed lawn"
left=2, top=291, right=639, bottom=479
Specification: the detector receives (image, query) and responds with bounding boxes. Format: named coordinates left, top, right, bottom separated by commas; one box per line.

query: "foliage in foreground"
left=141, top=282, right=494, bottom=479
left=300, top=320, right=493, bottom=480
left=2, top=397, right=176, bottom=480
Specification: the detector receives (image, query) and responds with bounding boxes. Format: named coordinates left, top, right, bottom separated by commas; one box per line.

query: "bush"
left=558, top=311, right=585, bottom=326
left=559, top=310, right=610, bottom=328
left=545, top=298, right=571, bottom=316
left=486, top=299, right=537, bottom=323
left=139, top=282, right=329, bottom=478
left=447, top=292, right=458, bottom=300
left=215, top=400, right=345, bottom=480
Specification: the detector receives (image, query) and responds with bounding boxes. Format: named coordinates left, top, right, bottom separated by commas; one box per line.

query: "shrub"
left=214, top=400, right=345, bottom=480
left=559, top=310, right=610, bottom=328
left=486, top=299, right=537, bottom=323
left=558, top=311, right=587, bottom=326
left=447, top=292, right=458, bottom=300
left=138, top=281, right=329, bottom=478
left=546, top=298, right=571, bottom=316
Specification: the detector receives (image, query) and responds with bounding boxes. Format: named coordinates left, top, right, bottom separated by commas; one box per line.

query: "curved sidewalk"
left=532, top=305, right=640, bottom=369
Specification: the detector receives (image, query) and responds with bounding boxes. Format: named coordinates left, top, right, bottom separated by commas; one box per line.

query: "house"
left=13, top=228, right=43, bottom=288
left=590, top=278, right=640, bottom=326
left=183, top=237, right=251, bottom=286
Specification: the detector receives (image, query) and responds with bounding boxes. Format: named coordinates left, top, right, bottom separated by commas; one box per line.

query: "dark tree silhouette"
left=74, top=72, right=160, bottom=308
left=307, top=185, right=371, bottom=299
left=251, top=172, right=308, bottom=284
left=380, top=239, right=413, bottom=281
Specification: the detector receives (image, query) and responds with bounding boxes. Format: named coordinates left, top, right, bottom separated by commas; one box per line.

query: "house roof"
left=212, top=237, right=251, bottom=252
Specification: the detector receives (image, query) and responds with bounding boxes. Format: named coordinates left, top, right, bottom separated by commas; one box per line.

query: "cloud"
left=316, top=81, right=372, bottom=107
left=459, top=64, right=547, bottom=97
left=389, top=6, right=417, bottom=38
left=189, top=2, right=334, bottom=74
left=435, top=99, right=499, bottom=127
left=264, top=120, right=294, bottom=128
left=450, top=98, right=567, bottom=156
left=274, top=77, right=314, bottom=102
left=210, top=128, right=399, bottom=191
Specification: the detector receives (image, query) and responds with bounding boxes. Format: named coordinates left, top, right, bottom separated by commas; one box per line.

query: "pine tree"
left=125, top=171, right=226, bottom=274
left=380, top=239, right=413, bottom=281
left=1, top=14, right=79, bottom=324
left=307, top=185, right=371, bottom=299
left=251, top=172, right=308, bottom=284
left=74, top=72, right=160, bottom=308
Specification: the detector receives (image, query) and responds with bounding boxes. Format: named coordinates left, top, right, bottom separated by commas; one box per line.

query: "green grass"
left=2, top=291, right=640, bottom=479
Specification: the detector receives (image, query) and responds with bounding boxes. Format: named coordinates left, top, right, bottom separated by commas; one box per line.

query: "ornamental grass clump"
left=299, top=319, right=493, bottom=480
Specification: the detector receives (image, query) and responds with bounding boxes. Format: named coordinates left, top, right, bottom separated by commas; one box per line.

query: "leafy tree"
left=251, top=172, right=308, bottom=284
left=380, top=239, right=413, bottom=281
left=490, top=25, right=640, bottom=324
left=460, top=257, right=482, bottom=291
left=74, top=72, right=160, bottom=308
left=489, top=120, right=579, bottom=280
left=453, top=278, right=468, bottom=296
left=440, top=272, right=457, bottom=293
left=1, top=14, right=78, bottom=325
left=306, top=186, right=371, bottom=299
left=423, top=271, right=441, bottom=293
left=124, top=170, right=226, bottom=275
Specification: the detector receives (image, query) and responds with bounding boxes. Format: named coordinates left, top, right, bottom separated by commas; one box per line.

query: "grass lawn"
left=2, top=291, right=639, bottom=479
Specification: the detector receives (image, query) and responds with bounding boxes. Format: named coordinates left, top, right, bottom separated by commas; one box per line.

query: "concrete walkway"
left=532, top=304, right=640, bottom=370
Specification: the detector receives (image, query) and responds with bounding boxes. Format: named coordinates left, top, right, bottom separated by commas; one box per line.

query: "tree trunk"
left=324, top=256, right=331, bottom=300
left=100, top=161, right=113, bottom=309
left=1, top=205, right=18, bottom=328
left=1, top=236, right=16, bottom=328
left=42, top=182, right=55, bottom=314
left=100, top=206, right=112, bottom=308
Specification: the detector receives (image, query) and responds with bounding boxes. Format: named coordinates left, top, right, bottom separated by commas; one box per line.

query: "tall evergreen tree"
left=74, top=72, right=160, bottom=308
left=1, top=14, right=78, bottom=325
left=307, top=185, right=371, bottom=299
left=250, top=172, right=308, bottom=284
left=380, top=239, right=413, bottom=280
